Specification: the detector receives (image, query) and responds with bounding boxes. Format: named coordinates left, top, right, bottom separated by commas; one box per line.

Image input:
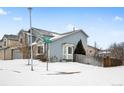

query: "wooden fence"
left=103, top=56, right=123, bottom=67
left=74, top=54, right=123, bottom=67
left=74, top=54, right=103, bottom=66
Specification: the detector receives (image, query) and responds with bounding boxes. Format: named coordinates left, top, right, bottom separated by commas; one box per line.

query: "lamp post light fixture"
left=28, top=7, right=34, bottom=71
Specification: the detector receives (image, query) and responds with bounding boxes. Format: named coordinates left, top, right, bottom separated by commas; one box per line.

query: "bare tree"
left=109, top=42, right=124, bottom=62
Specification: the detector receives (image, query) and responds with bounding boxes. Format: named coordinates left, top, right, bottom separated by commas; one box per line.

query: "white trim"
left=63, top=43, right=74, bottom=59
left=3, top=37, right=7, bottom=48
left=37, top=43, right=44, bottom=54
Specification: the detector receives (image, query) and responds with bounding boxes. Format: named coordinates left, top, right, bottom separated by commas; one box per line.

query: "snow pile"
left=50, top=34, right=66, bottom=41
left=0, top=59, right=124, bottom=86
left=51, top=33, right=60, bottom=37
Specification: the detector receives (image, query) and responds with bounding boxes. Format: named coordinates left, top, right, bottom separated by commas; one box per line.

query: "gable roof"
left=88, top=45, right=100, bottom=51
left=61, top=29, right=88, bottom=37
left=3, top=34, right=18, bottom=41
left=30, top=27, right=60, bottom=37
left=18, top=29, right=28, bottom=35
left=51, top=29, right=88, bottom=42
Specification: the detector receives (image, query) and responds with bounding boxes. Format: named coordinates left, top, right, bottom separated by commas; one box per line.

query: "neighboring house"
left=0, top=34, right=20, bottom=60
left=1, top=34, right=19, bottom=48
left=29, top=27, right=61, bottom=59
left=0, top=40, right=2, bottom=48
left=18, top=29, right=30, bottom=59
left=87, top=45, right=100, bottom=57
left=18, top=29, right=29, bottom=46
left=98, top=50, right=111, bottom=57
left=16, top=28, right=62, bottom=60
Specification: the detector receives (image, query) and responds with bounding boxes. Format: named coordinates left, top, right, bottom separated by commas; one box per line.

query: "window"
left=32, top=36, right=36, bottom=43
left=38, top=46, right=44, bottom=54
left=68, top=47, right=72, bottom=54
left=20, top=38, right=23, bottom=43
left=4, top=41, right=6, bottom=47
left=89, top=50, right=92, bottom=53
left=63, top=44, right=74, bottom=59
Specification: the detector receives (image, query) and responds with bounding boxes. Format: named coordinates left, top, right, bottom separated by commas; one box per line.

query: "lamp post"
left=28, top=7, right=33, bottom=71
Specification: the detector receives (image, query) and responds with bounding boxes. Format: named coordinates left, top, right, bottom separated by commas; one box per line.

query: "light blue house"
left=29, top=27, right=88, bottom=62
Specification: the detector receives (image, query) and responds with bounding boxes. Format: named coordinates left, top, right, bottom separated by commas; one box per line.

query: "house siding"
left=18, top=31, right=29, bottom=46
left=0, top=49, right=4, bottom=60
left=0, top=36, right=19, bottom=60
left=18, top=31, right=30, bottom=59
left=49, top=31, right=87, bottom=61
left=33, top=45, right=38, bottom=59
left=2, top=37, right=19, bottom=48
left=87, top=46, right=100, bottom=57
left=0, top=48, right=12, bottom=60
left=8, top=40, right=19, bottom=48
left=0, top=41, right=2, bottom=48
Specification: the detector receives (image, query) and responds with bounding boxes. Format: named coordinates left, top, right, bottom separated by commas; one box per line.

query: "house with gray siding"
left=29, top=27, right=88, bottom=62
left=49, top=29, right=88, bottom=61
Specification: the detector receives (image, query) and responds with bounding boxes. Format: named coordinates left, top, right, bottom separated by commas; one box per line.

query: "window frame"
left=37, top=44, right=44, bottom=54
left=63, top=44, right=74, bottom=59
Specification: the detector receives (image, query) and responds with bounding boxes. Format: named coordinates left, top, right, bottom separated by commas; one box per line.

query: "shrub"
left=74, top=39, right=86, bottom=55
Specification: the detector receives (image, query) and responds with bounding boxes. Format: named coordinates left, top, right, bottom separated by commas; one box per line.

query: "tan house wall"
left=0, top=49, right=4, bottom=60
left=0, top=48, right=12, bottom=60
left=18, top=31, right=28, bottom=46
left=33, top=45, right=38, bottom=59
left=18, top=31, right=29, bottom=59
left=8, top=40, right=19, bottom=48
left=4, top=48, right=12, bottom=60
left=2, top=37, right=19, bottom=48
left=87, top=46, right=99, bottom=57
left=0, top=37, right=19, bottom=60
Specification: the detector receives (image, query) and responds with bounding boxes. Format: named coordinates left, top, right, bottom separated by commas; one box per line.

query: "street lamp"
left=28, top=7, right=33, bottom=71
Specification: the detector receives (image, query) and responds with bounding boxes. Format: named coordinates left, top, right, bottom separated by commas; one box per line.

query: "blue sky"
left=0, top=7, right=124, bottom=49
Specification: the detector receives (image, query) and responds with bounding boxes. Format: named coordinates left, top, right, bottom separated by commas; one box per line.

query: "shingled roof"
left=30, top=27, right=60, bottom=38
left=51, top=29, right=88, bottom=41
left=60, top=29, right=88, bottom=37
left=3, top=34, right=18, bottom=41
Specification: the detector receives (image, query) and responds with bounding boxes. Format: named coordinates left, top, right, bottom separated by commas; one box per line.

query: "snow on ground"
left=0, top=59, right=124, bottom=86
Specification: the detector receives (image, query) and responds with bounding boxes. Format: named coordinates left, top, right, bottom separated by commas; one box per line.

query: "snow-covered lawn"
left=0, top=59, right=124, bottom=86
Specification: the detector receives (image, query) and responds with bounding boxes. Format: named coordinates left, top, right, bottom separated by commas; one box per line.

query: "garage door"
left=12, top=49, right=23, bottom=59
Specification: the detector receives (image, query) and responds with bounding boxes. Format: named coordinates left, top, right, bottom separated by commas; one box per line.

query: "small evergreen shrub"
left=74, top=39, right=86, bottom=55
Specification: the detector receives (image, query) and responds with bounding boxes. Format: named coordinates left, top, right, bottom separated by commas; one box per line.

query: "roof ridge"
left=60, top=29, right=88, bottom=37
left=31, top=27, right=60, bottom=34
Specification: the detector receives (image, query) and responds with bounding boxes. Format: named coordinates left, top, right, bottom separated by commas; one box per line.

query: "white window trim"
left=3, top=38, right=7, bottom=48
left=37, top=43, right=44, bottom=55
left=63, top=43, right=74, bottom=59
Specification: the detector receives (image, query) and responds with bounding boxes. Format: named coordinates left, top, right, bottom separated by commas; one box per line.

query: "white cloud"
left=114, top=16, right=123, bottom=21
left=0, top=8, right=7, bottom=15
left=13, top=17, right=22, bottom=21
